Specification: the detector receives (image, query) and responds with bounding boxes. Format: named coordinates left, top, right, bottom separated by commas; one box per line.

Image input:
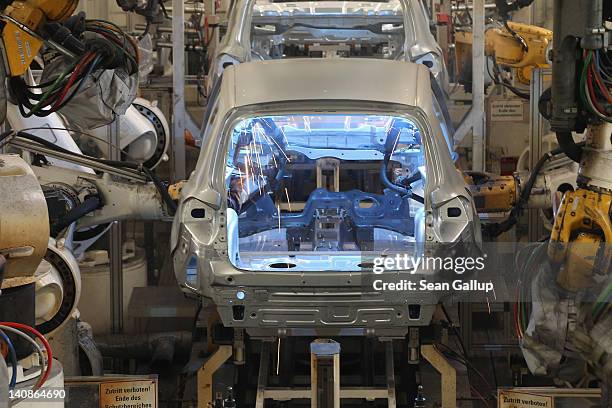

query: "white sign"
left=491, top=100, right=526, bottom=122
left=498, top=390, right=554, bottom=408
left=100, top=379, right=157, bottom=408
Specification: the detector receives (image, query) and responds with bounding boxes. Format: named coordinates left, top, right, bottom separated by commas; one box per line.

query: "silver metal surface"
left=471, top=0, right=486, bottom=171
left=172, top=59, right=480, bottom=332
left=172, top=0, right=187, bottom=180
left=208, top=0, right=448, bottom=91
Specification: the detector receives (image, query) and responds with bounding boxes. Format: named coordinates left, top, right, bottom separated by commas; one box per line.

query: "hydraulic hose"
left=379, top=160, right=425, bottom=204
left=51, top=195, right=102, bottom=236
left=380, top=160, right=409, bottom=196
left=484, top=142, right=585, bottom=237
left=555, top=131, right=583, bottom=163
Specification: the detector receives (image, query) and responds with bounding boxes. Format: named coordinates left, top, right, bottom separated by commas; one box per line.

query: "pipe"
left=550, top=0, right=583, bottom=165
left=581, top=0, right=603, bottom=50
left=150, top=336, right=176, bottom=373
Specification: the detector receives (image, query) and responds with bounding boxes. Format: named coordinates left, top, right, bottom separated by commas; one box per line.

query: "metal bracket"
left=197, top=345, right=233, bottom=408
left=253, top=338, right=396, bottom=408
left=421, top=344, right=457, bottom=408
left=310, top=339, right=341, bottom=408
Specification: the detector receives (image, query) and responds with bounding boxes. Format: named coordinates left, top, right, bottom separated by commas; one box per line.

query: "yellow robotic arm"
left=0, top=0, right=79, bottom=76
left=455, top=21, right=552, bottom=85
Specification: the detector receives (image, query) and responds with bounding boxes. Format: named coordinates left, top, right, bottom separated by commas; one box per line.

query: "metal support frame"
left=256, top=341, right=272, bottom=408
left=197, top=345, right=233, bottom=408
left=253, top=339, right=396, bottom=407
left=172, top=0, right=187, bottom=180
left=108, top=118, right=124, bottom=334
left=452, top=0, right=486, bottom=171
left=471, top=0, right=486, bottom=171
left=384, top=341, right=397, bottom=408
left=421, top=345, right=457, bottom=408
left=310, top=339, right=341, bottom=408
left=528, top=68, right=551, bottom=241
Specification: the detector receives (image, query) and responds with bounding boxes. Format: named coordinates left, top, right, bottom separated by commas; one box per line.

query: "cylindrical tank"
left=0, top=155, right=49, bottom=281
left=78, top=247, right=147, bottom=335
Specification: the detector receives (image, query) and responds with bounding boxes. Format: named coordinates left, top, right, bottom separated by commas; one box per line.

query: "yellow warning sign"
left=498, top=390, right=554, bottom=408
left=99, top=379, right=157, bottom=408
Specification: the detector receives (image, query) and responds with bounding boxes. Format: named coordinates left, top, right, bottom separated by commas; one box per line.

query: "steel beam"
left=471, top=0, right=486, bottom=171
left=172, top=0, right=187, bottom=180
left=108, top=119, right=124, bottom=334
left=528, top=68, right=551, bottom=241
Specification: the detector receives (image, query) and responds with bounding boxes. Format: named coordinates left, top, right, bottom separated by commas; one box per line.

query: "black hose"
left=143, top=167, right=177, bottom=215
left=379, top=161, right=425, bottom=203
left=380, top=160, right=409, bottom=196
left=139, top=21, right=152, bottom=40
left=555, top=131, right=583, bottom=163
left=441, top=304, right=468, bottom=358
left=399, top=171, right=423, bottom=187
left=504, top=20, right=528, bottom=52
left=51, top=195, right=102, bottom=236
left=484, top=143, right=584, bottom=237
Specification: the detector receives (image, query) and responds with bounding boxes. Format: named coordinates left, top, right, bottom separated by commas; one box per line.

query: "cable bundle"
left=0, top=322, right=53, bottom=402
left=580, top=49, right=612, bottom=123
left=9, top=19, right=139, bottom=119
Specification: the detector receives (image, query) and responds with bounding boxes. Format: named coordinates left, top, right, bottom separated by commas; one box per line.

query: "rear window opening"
left=225, top=113, right=426, bottom=271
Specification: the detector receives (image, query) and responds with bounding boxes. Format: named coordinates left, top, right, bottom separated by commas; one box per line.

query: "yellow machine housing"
left=1, top=0, right=78, bottom=76
left=455, top=21, right=552, bottom=85
left=465, top=172, right=518, bottom=214
left=549, top=189, right=612, bottom=292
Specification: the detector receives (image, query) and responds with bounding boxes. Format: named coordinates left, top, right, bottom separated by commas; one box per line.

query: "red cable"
left=592, top=60, right=612, bottom=104
left=587, top=64, right=607, bottom=115
left=514, top=289, right=522, bottom=339
left=52, top=52, right=95, bottom=110
left=0, top=322, right=53, bottom=389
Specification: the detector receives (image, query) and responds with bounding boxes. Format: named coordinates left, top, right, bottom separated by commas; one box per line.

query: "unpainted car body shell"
left=172, top=59, right=477, bottom=336
left=208, top=0, right=448, bottom=92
